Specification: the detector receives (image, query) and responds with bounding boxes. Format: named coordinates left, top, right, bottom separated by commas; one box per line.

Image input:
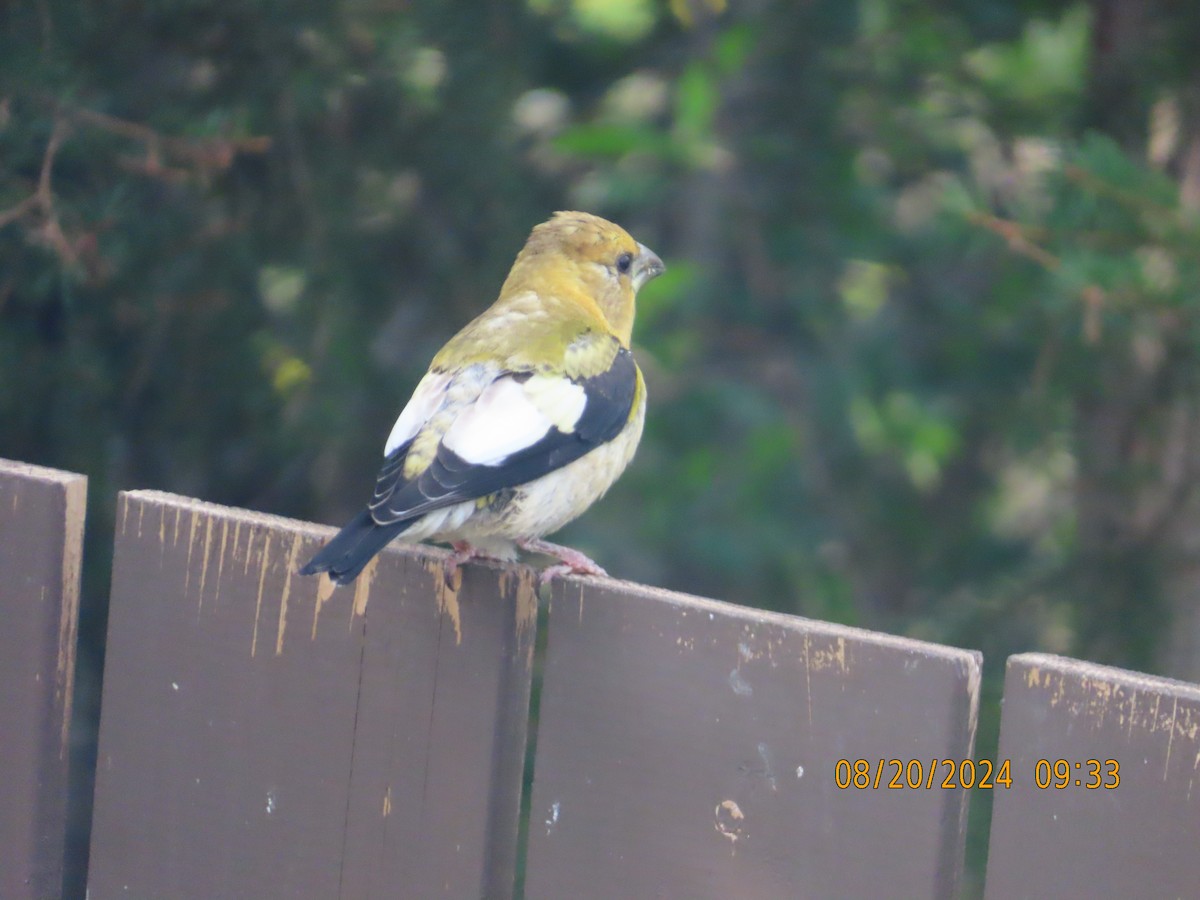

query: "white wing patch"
left=384, top=370, right=453, bottom=457
left=520, top=373, right=588, bottom=431
left=442, top=374, right=587, bottom=466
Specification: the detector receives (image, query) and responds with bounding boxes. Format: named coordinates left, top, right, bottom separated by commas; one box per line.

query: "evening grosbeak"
left=300, top=211, right=664, bottom=585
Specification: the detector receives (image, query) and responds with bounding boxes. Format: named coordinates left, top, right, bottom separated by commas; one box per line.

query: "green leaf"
left=965, top=4, right=1091, bottom=109
left=675, top=63, right=717, bottom=141
left=714, top=24, right=754, bottom=75
left=838, top=259, right=891, bottom=321
left=551, top=123, right=672, bottom=159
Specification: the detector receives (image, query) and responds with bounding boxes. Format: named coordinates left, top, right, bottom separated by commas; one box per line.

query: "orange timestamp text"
left=834, top=758, right=1121, bottom=790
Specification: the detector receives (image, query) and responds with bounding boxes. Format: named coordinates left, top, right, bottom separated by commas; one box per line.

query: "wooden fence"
left=2, top=456, right=1198, bottom=899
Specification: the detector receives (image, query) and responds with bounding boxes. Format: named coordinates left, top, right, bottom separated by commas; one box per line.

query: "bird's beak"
left=633, top=242, right=665, bottom=291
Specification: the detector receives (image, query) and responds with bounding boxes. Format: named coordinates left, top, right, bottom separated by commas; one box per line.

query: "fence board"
left=524, top=580, right=982, bottom=899
left=87, top=491, right=537, bottom=900
left=984, top=653, right=1200, bottom=899
left=0, top=458, right=86, bottom=900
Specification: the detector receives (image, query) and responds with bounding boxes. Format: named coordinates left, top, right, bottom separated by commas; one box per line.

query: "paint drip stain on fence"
left=183, top=510, right=200, bottom=596
left=215, top=519, right=228, bottom=605
left=343, top=556, right=379, bottom=631
left=250, top=533, right=272, bottom=657
left=500, top=565, right=539, bottom=642
left=196, top=515, right=215, bottom=612
left=429, top=558, right=463, bottom=645
left=311, top=572, right=337, bottom=639
left=273, top=534, right=303, bottom=655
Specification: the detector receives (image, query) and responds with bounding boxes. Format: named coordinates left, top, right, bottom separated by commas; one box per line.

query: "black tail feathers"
left=299, top=510, right=405, bottom=585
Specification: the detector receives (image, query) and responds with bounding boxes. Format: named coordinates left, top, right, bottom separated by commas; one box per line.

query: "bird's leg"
left=517, top=537, right=609, bottom=585
left=444, top=541, right=486, bottom=588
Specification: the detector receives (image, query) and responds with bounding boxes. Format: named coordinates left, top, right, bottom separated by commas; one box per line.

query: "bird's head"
left=505, top=211, right=665, bottom=345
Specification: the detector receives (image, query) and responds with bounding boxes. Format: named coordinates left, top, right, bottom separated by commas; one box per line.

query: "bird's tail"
left=299, top=510, right=406, bottom=585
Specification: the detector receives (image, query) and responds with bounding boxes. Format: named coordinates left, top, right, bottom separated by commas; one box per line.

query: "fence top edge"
left=0, top=457, right=88, bottom=487
left=118, top=487, right=530, bottom=578
left=1008, top=652, right=1200, bottom=697
left=120, top=489, right=332, bottom=538
left=557, top=576, right=984, bottom=669
left=120, top=488, right=982, bottom=668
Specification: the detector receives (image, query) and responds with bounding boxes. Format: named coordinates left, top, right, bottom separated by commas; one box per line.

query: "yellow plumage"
left=300, top=211, right=664, bottom=585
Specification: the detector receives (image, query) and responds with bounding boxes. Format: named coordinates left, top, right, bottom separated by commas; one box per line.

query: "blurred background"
left=5, top=0, right=1200, bottom=893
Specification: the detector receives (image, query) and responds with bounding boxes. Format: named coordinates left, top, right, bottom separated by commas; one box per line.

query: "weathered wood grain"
left=0, top=459, right=87, bottom=900
left=985, top=653, right=1200, bottom=900
left=87, top=491, right=537, bottom=899
left=524, top=579, right=982, bottom=899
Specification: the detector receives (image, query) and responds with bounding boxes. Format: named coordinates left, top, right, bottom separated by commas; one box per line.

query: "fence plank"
left=87, top=491, right=537, bottom=899
left=0, top=459, right=86, bottom=900
left=524, top=580, right=982, bottom=899
left=984, top=653, right=1200, bottom=900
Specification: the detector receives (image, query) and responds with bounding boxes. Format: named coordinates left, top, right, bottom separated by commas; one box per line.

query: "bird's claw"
left=537, top=560, right=608, bottom=586
left=517, top=537, right=608, bottom=586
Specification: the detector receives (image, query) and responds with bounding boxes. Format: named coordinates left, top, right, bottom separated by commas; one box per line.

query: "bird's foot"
left=517, top=537, right=609, bottom=586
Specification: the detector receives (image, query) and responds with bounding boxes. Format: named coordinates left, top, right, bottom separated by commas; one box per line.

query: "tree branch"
left=963, top=210, right=1060, bottom=271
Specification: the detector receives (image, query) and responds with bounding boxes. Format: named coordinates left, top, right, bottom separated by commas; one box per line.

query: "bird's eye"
left=616, top=252, right=633, bottom=274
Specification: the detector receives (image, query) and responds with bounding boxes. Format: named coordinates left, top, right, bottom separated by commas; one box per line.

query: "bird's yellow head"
left=503, top=211, right=665, bottom=346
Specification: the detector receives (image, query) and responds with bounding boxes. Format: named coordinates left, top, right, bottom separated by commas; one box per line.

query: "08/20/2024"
left=834, top=757, right=1120, bottom=790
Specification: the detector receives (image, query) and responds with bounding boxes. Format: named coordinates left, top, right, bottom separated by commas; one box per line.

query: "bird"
left=299, top=210, right=664, bottom=586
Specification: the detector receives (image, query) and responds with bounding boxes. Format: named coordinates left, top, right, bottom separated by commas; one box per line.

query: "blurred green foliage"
left=6, top=0, right=1200, bottom=892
